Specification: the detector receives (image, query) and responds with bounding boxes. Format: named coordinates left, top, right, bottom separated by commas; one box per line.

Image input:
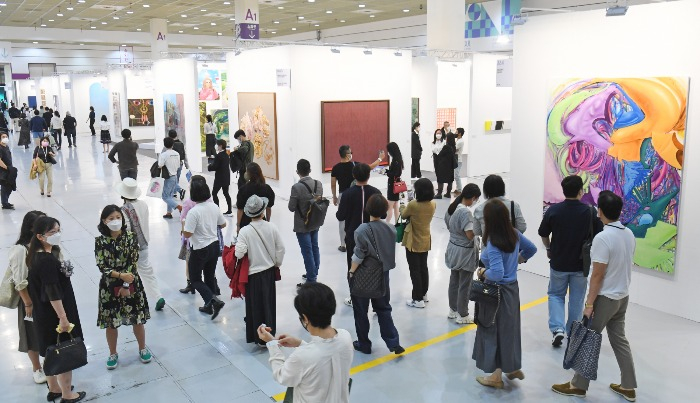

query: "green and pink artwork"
left=544, top=77, right=688, bottom=274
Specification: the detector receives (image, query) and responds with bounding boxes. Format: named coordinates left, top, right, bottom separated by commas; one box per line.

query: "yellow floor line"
left=272, top=295, right=548, bottom=401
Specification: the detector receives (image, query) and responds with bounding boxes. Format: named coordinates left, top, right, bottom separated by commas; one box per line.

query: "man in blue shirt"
left=29, top=110, right=47, bottom=147
left=539, top=175, right=603, bottom=347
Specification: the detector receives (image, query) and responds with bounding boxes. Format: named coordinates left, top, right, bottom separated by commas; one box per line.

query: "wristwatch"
left=122, top=282, right=130, bottom=288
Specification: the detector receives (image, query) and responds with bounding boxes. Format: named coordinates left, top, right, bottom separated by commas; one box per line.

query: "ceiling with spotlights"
left=0, top=0, right=446, bottom=38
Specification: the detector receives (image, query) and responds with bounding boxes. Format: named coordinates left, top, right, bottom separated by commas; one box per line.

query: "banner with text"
left=236, top=0, right=260, bottom=40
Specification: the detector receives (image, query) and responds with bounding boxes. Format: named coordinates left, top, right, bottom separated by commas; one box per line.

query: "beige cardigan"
left=400, top=200, right=436, bottom=252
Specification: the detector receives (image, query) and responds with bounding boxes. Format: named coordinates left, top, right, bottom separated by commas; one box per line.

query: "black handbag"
left=469, top=278, right=500, bottom=304
left=350, top=224, right=386, bottom=299
left=43, top=331, right=88, bottom=376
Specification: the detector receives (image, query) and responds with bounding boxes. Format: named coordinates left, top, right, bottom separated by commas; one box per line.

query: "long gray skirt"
left=472, top=280, right=521, bottom=373
left=17, top=303, right=39, bottom=353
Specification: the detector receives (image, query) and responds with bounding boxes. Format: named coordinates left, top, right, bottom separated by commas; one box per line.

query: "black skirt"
left=100, top=130, right=112, bottom=144
left=244, top=268, right=276, bottom=344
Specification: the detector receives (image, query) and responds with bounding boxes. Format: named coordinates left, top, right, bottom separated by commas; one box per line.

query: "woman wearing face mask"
left=33, top=136, right=56, bottom=197
left=257, top=283, right=353, bottom=403
left=431, top=129, right=445, bottom=175
left=26, top=216, right=86, bottom=403
left=0, top=131, right=16, bottom=209
left=94, top=205, right=151, bottom=370
left=207, top=139, right=232, bottom=216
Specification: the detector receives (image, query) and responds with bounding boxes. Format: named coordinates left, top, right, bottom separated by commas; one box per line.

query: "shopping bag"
left=563, top=316, right=603, bottom=380
left=395, top=214, right=406, bottom=243
left=146, top=177, right=164, bottom=198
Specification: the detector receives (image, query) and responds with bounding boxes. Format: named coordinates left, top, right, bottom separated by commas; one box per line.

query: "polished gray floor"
left=0, top=133, right=696, bottom=402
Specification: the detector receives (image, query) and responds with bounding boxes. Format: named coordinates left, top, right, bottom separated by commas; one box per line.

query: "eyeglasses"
left=44, top=229, right=61, bottom=236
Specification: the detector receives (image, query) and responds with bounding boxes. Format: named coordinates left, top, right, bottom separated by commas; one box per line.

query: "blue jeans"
left=162, top=176, right=179, bottom=213
left=175, top=164, right=183, bottom=193
left=351, top=271, right=400, bottom=350
left=548, top=268, right=588, bottom=335
left=31, top=131, right=43, bottom=140
left=296, top=230, right=320, bottom=282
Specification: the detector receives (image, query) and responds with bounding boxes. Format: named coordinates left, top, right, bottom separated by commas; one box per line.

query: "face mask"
left=436, top=135, right=442, bottom=140
left=41, top=141, right=49, bottom=147
left=45, top=232, right=62, bottom=246
left=106, top=220, right=122, bottom=231
left=0, top=137, right=8, bottom=144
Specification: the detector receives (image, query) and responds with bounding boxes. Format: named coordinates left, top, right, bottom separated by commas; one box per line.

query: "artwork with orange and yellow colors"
left=238, top=92, right=278, bottom=180
left=544, top=77, right=688, bottom=274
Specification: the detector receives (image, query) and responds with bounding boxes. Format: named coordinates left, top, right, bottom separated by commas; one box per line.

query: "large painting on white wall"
left=163, top=93, right=186, bottom=144
left=238, top=92, right=278, bottom=180
left=544, top=77, right=688, bottom=274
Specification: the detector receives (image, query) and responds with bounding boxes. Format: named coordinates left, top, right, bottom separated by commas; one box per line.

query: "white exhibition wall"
left=228, top=45, right=412, bottom=192
left=467, top=53, right=512, bottom=177
left=411, top=57, right=438, bottom=172
left=71, top=75, right=109, bottom=136
left=437, top=60, right=471, bottom=149
left=153, top=58, right=201, bottom=172
left=124, top=70, right=156, bottom=141
left=511, top=0, right=700, bottom=321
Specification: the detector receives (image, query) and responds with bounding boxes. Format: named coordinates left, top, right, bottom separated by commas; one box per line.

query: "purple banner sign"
left=238, top=23, right=259, bottom=40
left=12, top=73, right=30, bottom=80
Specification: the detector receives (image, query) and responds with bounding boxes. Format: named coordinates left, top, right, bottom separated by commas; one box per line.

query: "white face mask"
left=45, top=232, right=62, bottom=246
left=106, top=220, right=122, bottom=231
left=0, top=137, right=8, bottom=144
left=436, top=135, right=442, bottom=140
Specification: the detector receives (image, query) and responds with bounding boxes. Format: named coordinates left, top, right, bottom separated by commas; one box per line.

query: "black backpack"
left=300, top=180, right=329, bottom=229
left=229, top=151, right=243, bottom=173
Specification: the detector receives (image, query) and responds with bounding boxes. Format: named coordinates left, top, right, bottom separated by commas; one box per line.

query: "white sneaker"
left=423, top=295, right=430, bottom=303
left=32, top=369, right=47, bottom=384
left=552, top=331, right=565, bottom=347
left=344, top=297, right=353, bottom=307
left=406, top=299, right=426, bottom=308
left=447, top=309, right=458, bottom=319
left=455, top=315, right=474, bottom=324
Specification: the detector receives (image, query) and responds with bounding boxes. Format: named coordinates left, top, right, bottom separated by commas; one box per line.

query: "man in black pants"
left=232, top=129, right=254, bottom=189
left=411, top=122, right=422, bottom=178
left=336, top=163, right=383, bottom=307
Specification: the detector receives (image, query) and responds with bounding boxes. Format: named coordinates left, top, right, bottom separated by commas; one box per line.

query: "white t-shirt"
left=455, top=137, right=464, bottom=163
left=100, top=121, right=109, bottom=131
left=184, top=201, right=226, bottom=250
left=158, top=149, right=181, bottom=178
left=590, top=221, right=636, bottom=300
left=203, top=122, right=216, bottom=135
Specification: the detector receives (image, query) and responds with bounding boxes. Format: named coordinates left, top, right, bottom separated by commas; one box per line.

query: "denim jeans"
left=162, top=175, right=179, bottom=213
left=351, top=271, right=400, bottom=351
left=548, top=268, right=588, bottom=335
left=296, top=230, right=320, bottom=282
left=175, top=164, right=183, bottom=193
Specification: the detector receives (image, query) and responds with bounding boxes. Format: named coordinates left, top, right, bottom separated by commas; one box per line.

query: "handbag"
left=146, top=177, right=164, bottom=198
left=395, top=214, right=406, bottom=243
left=350, top=223, right=386, bottom=299
left=43, top=331, right=88, bottom=376
left=563, top=316, right=603, bottom=380
left=393, top=177, right=407, bottom=194
left=0, top=267, right=20, bottom=309
left=580, top=206, right=596, bottom=277
left=469, top=278, right=500, bottom=304
left=249, top=224, right=282, bottom=281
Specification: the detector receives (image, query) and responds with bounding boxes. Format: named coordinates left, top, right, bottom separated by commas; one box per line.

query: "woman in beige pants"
left=33, top=136, right=55, bottom=197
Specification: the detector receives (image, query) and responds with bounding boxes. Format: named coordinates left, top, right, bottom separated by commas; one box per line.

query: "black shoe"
left=434, top=193, right=443, bottom=199
left=353, top=341, right=371, bottom=354
left=443, top=193, right=450, bottom=198
left=198, top=304, right=213, bottom=314
left=389, top=345, right=406, bottom=355
left=210, top=298, right=225, bottom=320
left=178, top=189, right=186, bottom=200
left=2, top=204, right=14, bottom=210
left=301, top=274, right=307, bottom=280
left=179, top=281, right=195, bottom=294
left=59, top=391, right=86, bottom=403
left=47, top=385, right=74, bottom=402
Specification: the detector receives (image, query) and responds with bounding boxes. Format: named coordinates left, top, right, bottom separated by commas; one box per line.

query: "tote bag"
left=146, top=177, right=164, bottom=198
left=0, top=268, right=19, bottom=309
left=563, top=317, right=603, bottom=380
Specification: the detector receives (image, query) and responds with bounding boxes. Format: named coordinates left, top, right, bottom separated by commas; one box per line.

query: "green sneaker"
left=139, top=348, right=152, bottom=364
left=106, top=353, right=118, bottom=370
left=155, top=298, right=165, bottom=311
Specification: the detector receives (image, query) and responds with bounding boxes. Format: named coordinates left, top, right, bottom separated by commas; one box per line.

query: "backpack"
left=300, top=180, right=329, bottom=229
left=229, top=151, right=243, bottom=173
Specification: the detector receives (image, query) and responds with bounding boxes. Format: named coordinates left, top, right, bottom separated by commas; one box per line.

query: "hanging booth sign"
left=120, top=46, right=134, bottom=65
left=235, top=0, right=260, bottom=40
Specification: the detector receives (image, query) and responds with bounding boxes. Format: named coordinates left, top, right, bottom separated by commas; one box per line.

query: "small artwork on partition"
left=210, top=109, right=229, bottom=144
left=411, top=97, right=420, bottom=125
left=199, top=102, right=207, bottom=152
left=112, top=92, right=122, bottom=136
left=545, top=77, right=688, bottom=274
left=164, top=94, right=186, bottom=144
left=127, top=99, right=154, bottom=126
left=198, top=68, right=221, bottom=101
left=238, top=92, right=278, bottom=180
left=436, top=108, right=457, bottom=131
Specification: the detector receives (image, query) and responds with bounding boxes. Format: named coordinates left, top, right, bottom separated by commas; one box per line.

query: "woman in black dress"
left=435, top=133, right=457, bottom=199
left=18, top=112, right=31, bottom=149
left=385, top=142, right=404, bottom=224
left=27, top=216, right=86, bottom=403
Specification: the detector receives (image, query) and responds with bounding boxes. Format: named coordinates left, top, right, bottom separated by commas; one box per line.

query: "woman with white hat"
left=116, top=178, right=166, bottom=312
left=235, top=194, right=285, bottom=346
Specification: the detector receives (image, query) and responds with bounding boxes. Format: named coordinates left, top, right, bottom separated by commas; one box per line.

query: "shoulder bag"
left=43, top=331, right=88, bottom=376
left=350, top=223, right=386, bottom=299
left=580, top=205, right=596, bottom=277
left=0, top=266, right=19, bottom=309
left=300, top=180, right=329, bottom=228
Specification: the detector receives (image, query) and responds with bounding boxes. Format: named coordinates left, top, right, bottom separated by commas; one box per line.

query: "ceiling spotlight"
left=331, top=47, right=340, bottom=54
left=217, top=32, right=222, bottom=36
left=369, top=15, right=375, bottom=18
left=403, top=9, right=410, bottom=13
left=359, top=4, right=365, bottom=8
left=363, top=48, right=372, bottom=55
left=57, top=13, right=63, bottom=16
left=200, top=9, right=207, bottom=12
left=224, top=1, right=231, bottom=4
left=271, top=31, right=276, bottom=34
left=49, top=19, right=54, bottom=22
left=340, top=20, right=346, bottom=23
left=136, top=28, right=141, bottom=31
left=211, top=22, right=216, bottom=25
left=178, top=30, right=183, bottom=33
left=278, top=6, right=284, bottom=9
left=90, top=26, right=96, bottom=29
left=143, top=4, right=150, bottom=7
left=298, top=16, right=304, bottom=20
left=291, top=27, right=297, bottom=31
left=80, top=43, right=84, bottom=45
left=33, top=41, right=38, bottom=44
left=326, top=10, right=332, bottom=14
left=308, top=0, right=315, bottom=3
left=314, top=24, right=319, bottom=27
left=78, top=0, right=85, bottom=3
left=198, top=46, right=202, bottom=49
left=113, top=16, right=120, bottom=19
left=606, top=5, right=628, bottom=16
left=126, top=10, right=133, bottom=14
left=273, top=20, right=279, bottom=24
left=67, top=7, right=74, bottom=11
left=193, top=26, right=199, bottom=30
left=181, top=14, right=187, bottom=17
left=41, top=24, right=46, bottom=27
left=394, top=50, right=402, bottom=57
left=121, top=44, right=127, bottom=47
left=101, top=21, right=107, bottom=24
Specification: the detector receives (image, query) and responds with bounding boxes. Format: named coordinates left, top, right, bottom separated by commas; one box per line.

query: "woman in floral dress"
left=94, top=204, right=151, bottom=370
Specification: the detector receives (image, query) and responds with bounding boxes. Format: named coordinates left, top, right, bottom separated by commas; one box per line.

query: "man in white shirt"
left=258, top=283, right=353, bottom=403
left=452, top=128, right=465, bottom=194
left=552, top=190, right=637, bottom=402
left=158, top=137, right=182, bottom=219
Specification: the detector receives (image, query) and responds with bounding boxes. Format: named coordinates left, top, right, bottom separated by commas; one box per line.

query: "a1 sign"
left=245, top=8, right=258, bottom=23
left=235, top=0, right=260, bottom=39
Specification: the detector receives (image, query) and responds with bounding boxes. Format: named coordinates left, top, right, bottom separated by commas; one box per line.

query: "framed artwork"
left=199, top=102, right=207, bottom=152
left=545, top=77, right=688, bottom=274
left=198, top=68, right=221, bottom=101
left=321, top=100, right=390, bottom=172
left=210, top=109, right=230, bottom=144
left=112, top=92, right=122, bottom=136
left=411, top=97, right=420, bottom=125
left=238, top=92, right=278, bottom=180
left=436, top=108, right=456, bottom=131
left=127, top=99, right=154, bottom=126
left=163, top=93, right=186, bottom=144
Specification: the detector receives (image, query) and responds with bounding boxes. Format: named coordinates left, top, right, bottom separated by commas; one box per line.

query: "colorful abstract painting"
left=412, top=98, right=419, bottom=126
left=199, top=102, right=207, bottom=152
left=127, top=99, right=154, bottom=126
left=221, top=72, right=229, bottom=108
left=238, top=92, right=278, bottom=180
left=163, top=93, right=186, bottom=144
left=210, top=109, right=229, bottom=144
left=198, top=68, right=221, bottom=101
left=544, top=77, right=688, bottom=274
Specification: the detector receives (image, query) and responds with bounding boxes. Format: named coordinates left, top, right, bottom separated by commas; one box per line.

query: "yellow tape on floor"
left=272, top=295, right=548, bottom=401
